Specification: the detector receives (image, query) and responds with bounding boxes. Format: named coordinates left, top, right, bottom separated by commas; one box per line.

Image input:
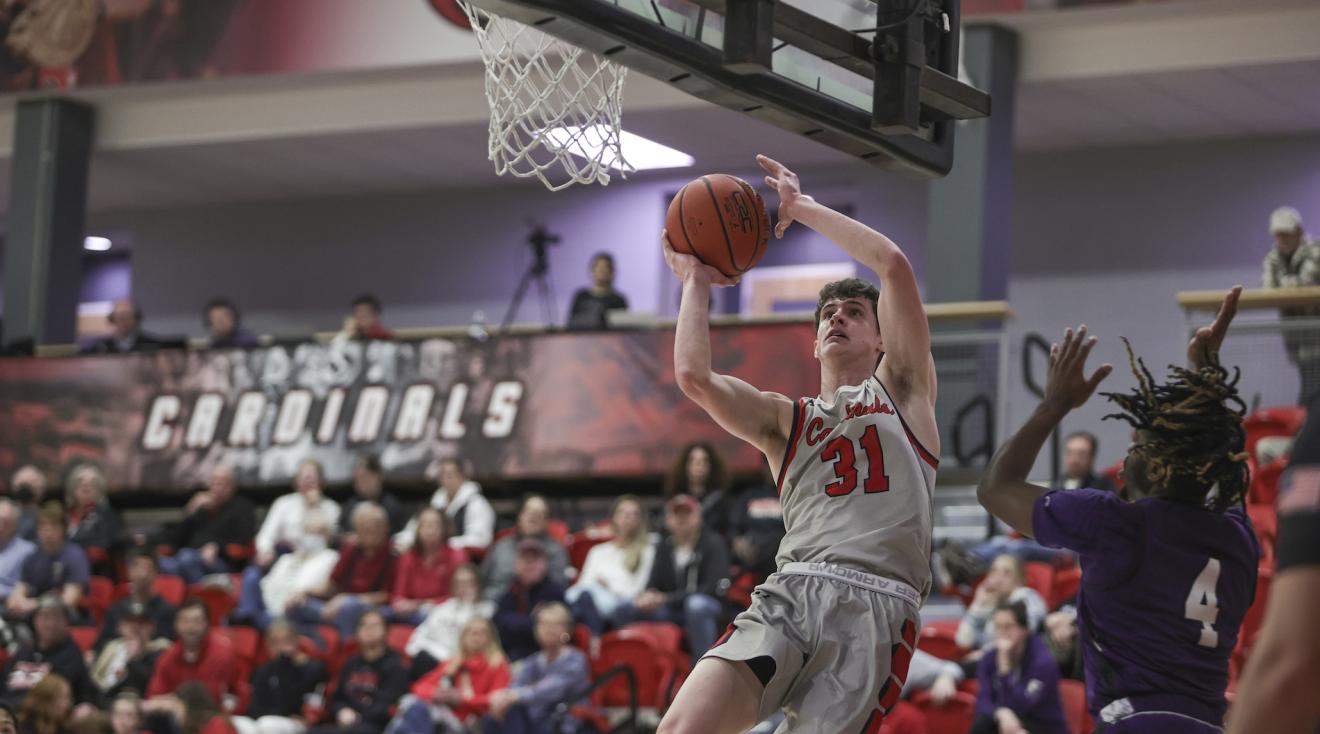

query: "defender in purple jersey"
left=977, top=287, right=1257, bottom=734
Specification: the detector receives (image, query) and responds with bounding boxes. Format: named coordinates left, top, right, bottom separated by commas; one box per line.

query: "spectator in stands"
left=145, top=680, right=238, bottom=734
left=564, top=495, right=654, bottom=635
left=308, top=611, right=408, bottom=734
left=337, top=294, right=395, bottom=342
left=254, top=460, right=340, bottom=569
left=955, top=555, right=1046, bottom=662
left=160, top=464, right=257, bottom=584
left=146, top=599, right=241, bottom=706
left=664, top=443, right=734, bottom=539
left=15, top=674, right=73, bottom=734
left=901, top=649, right=964, bottom=703
left=566, top=252, right=629, bottom=330
left=971, top=601, right=1068, bottom=734
left=64, top=464, right=121, bottom=573
left=481, top=495, right=569, bottom=602
left=6, top=504, right=90, bottom=623
left=91, top=602, right=170, bottom=704
left=340, top=455, right=407, bottom=537
left=0, top=700, right=14, bottom=734
left=482, top=602, right=589, bottom=734
left=95, top=551, right=176, bottom=651
left=0, top=598, right=94, bottom=709
left=230, top=619, right=327, bottom=734
left=727, top=471, right=784, bottom=580
left=287, top=503, right=396, bottom=639
left=110, top=693, right=143, bottom=734
left=81, top=299, right=180, bottom=355
left=0, top=498, right=35, bottom=598
left=1042, top=608, right=1083, bottom=681
left=234, top=513, right=338, bottom=632
left=614, top=495, right=729, bottom=664
left=1262, top=206, right=1320, bottom=402
left=390, top=617, right=512, bottom=734
left=203, top=299, right=259, bottom=350
left=390, top=507, right=465, bottom=626
left=396, top=458, right=493, bottom=554
left=408, top=564, right=495, bottom=678
left=6, top=465, right=48, bottom=541
left=495, top=540, right=567, bottom=662
left=1055, top=431, right=1114, bottom=492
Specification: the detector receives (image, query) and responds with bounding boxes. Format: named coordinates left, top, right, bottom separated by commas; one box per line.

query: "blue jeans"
left=235, top=565, right=275, bottom=629
left=159, top=547, right=232, bottom=585
left=481, top=706, right=550, bottom=734
left=289, top=595, right=375, bottom=638
left=385, top=699, right=435, bottom=734
left=613, top=593, right=722, bottom=664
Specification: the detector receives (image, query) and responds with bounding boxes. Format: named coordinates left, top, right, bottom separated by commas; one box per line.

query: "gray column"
left=3, top=98, right=95, bottom=350
left=925, top=24, right=1018, bottom=303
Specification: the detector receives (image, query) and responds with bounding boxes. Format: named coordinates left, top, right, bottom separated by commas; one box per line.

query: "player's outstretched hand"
left=757, top=154, right=809, bottom=239
left=1044, top=325, right=1113, bottom=413
left=662, top=230, right=739, bottom=287
left=1188, top=285, right=1242, bottom=370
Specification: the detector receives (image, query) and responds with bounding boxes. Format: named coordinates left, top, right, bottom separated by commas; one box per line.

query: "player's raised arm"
left=758, top=154, right=933, bottom=396
left=978, top=326, right=1112, bottom=535
left=665, top=234, right=794, bottom=459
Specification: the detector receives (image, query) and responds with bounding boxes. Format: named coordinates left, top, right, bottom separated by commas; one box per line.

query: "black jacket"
left=69, top=503, right=122, bottom=558
left=0, top=636, right=94, bottom=707
left=328, top=649, right=408, bottom=726
left=647, top=528, right=730, bottom=606
left=171, top=494, right=257, bottom=560
left=730, top=484, right=785, bottom=577
left=95, top=594, right=177, bottom=651
left=495, top=577, right=566, bottom=661
left=249, top=654, right=328, bottom=718
left=80, top=332, right=186, bottom=355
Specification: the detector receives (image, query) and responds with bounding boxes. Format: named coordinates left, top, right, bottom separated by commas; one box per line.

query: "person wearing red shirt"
left=389, top=507, right=466, bottom=625
left=388, top=617, right=512, bottom=734
left=287, top=503, right=396, bottom=638
left=146, top=599, right=241, bottom=706
left=337, top=295, right=395, bottom=341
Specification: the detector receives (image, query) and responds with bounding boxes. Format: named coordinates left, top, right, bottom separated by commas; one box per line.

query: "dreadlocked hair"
left=1100, top=337, right=1249, bottom=512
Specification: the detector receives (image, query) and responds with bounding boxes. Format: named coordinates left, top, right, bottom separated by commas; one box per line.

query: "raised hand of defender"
left=757, top=154, right=809, bottom=238
left=1044, top=325, right=1113, bottom=412
left=662, top=230, right=738, bottom=286
left=1188, top=285, right=1242, bottom=370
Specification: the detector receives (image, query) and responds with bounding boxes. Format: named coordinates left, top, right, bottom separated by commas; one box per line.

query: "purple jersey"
left=1032, top=489, right=1259, bottom=725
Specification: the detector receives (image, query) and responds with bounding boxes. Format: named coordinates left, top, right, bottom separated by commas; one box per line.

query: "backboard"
left=461, top=0, right=990, bottom=177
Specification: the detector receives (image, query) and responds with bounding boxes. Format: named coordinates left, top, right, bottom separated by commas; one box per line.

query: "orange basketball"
left=665, top=174, right=770, bottom=278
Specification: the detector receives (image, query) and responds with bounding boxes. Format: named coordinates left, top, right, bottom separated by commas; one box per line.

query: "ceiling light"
left=542, top=125, right=694, bottom=171
left=83, top=236, right=112, bottom=251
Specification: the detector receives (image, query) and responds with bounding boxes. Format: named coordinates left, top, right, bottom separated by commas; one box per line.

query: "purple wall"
left=79, top=254, right=133, bottom=304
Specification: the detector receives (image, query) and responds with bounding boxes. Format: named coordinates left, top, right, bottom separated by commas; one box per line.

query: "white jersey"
left=773, top=375, right=937, bottom=599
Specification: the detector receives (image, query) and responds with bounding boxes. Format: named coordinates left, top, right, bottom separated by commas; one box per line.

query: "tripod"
left=501, top=225, right=560, bottom=332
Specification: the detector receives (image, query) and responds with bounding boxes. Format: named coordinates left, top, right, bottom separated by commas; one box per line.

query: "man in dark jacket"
left=95, top=551, right=176, bottom=652
left=0, top=597, right=94, bottom=708
left=237, top=618, right=326, bottom=728
left=80, top=299, right=184, bottom=354
left=615, top=494, right=730, bottom=663
left=160, top=464, right=257, bottom=584
left=494, top=539, right=567, bottom=661
left=309, top=610, right=407, bottom=734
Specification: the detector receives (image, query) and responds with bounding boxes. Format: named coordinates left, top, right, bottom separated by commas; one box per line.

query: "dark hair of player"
left=1102, top=338, right=1249, bottom=513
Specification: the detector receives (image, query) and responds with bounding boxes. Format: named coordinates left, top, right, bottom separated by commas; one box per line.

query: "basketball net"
left=457, top=2, right=630, bottom=191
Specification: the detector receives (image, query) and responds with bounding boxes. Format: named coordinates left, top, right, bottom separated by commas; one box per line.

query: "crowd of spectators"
left=0, top=438, right=785, bottom=734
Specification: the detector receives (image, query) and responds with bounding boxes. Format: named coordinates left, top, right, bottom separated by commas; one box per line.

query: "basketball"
left=665, top=174, right=771, bottom=278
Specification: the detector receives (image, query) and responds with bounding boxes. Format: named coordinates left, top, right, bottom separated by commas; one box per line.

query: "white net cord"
left=457, top=2, right=630, bottom=191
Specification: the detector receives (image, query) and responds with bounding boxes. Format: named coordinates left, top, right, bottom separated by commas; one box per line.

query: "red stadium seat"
left=69, top=626, right=98, bottom=653
left=594, top=630, right=680, bottom=708
left=911, top=690, right=975, bottom=734
left=917, top=619, right=967, bottom=662
left=568, top=527, right=614, bottom=571
left=1247, top=504, right=1278, bottom=568
left=1250, top=458, right=1286, bottom=507
left=387, top=624, right=414, bottom=663
left=1243, top=406, right=1304, bottom=462
left=1060, top=679, right=1092, bottom=734
left=188, top=584, right=238, bottom=625
left=84, top=576, right=116, bottom=626
left=546, top=520, right=571, bottom=545
left=117, top=576, right=186, bottom=607
left=1024, top=562, right=1055, bottom=608
left=1052, top=566, right=1082, bottom=608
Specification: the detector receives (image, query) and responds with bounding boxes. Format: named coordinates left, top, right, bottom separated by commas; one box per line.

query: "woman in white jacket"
left=565, top=495, right=655, bottom=634
left=406, top=564, right=494, bottom=676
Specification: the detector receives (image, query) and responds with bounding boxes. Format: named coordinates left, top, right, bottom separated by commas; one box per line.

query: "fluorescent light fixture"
left=542, top=125, right=694, bottom=171
left=84, top=236, right=112, bottom=251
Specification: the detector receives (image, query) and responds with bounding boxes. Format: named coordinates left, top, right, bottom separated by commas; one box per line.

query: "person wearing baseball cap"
left=91, top=600, right=170, bottom=704
left=1262, top=205, right=1320, bottom=402
left=494, top=537, right=566, bottom=661
left=614, top=494, right=731, bottom=664
left=0, top=596, right=94, bottom=709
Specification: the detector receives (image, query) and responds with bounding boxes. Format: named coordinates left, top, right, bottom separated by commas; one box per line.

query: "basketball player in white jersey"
left=657, top=155, right=939, bottom=734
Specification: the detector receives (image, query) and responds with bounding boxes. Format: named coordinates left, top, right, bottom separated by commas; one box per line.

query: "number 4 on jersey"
left=820, top=424, right=890, bottom=497
left=1184, top=558, right=1221, bottom=648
